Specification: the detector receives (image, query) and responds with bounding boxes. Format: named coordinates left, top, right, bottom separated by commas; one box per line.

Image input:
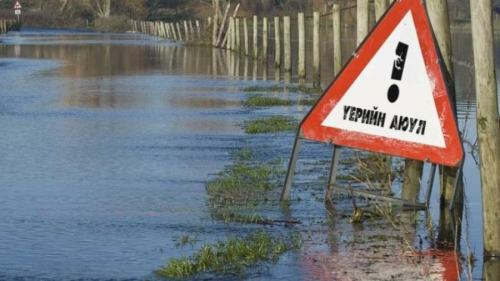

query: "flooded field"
left=0, top=28, right=497, bottom=280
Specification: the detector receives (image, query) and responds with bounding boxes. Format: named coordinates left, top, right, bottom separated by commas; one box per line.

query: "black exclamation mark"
left=387, top=42, right=409, bottom=103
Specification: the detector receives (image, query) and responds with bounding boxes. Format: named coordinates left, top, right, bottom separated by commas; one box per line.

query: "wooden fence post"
left=426, top=0, right=461, bottom=206
left=263, top=17, right=268, bottom=62
left=375, top=0, right=389, bottom=22
left=177, top=23, right=183, bottom=41
left=284, top=16, right=291, bottom=73
left=235, top=18, right=240, bottom=51
left=189, top=20, right=195, bottom=40
left=216, top=3, right=231, bottom=47
left=165, top=22, right=171, bottom=38
left=333, top=4, right=342, bottom=76
left=357, top=0, right=369, bottom=45
left=298, top=12, right=306, bottom=79
left=226, top=18, right=233, bottom=50
left=184, top=21, right=190, bottom=41
left=213, top=0, right=219, bottom=46
left=231, top=17, right=236, bottom=51
left=161, top=22, right=166, bottom=37
left=253, top=15, right=259, bottom=59
left=274, top=17, right=281, bottom=69
left=171, top=23, right=177, bottom=40
left=244, top=18, right=249, bottom=55
left=313, top=11, right=320, bottom=88
left=471, top=0, right=500, bottom=257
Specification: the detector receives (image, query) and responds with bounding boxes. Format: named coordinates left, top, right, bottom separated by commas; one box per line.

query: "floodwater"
left=0, top=28, right=497, bottom=280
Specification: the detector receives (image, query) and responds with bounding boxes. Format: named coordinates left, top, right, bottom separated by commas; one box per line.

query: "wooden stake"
left=298, top=12, right=306, bottom=79
left=184, top=21, right=190, bottom=41
left=333, top=4, right=342, bottom=76
left=171, top=23, right=177, bottom=40
left=426, top=0, right=461, bottom=205
left=313, top=12, right=320, bottom=87
left=357, top=0, right=369, bottom=46
left=471, top=0, right=500, bottom=257
left=253, top=15, right=259, bottom=59
left=216, top=3, right=231, bottom=47
left=374, top=0, right=389, bottom=22
left=274, top=17, right=281, bottom=68
left=231, top=17, right=236, bottom=51
left=244, top=18, right=249, bottom=55
left=213, top=0, right=219, bottom=46
left=263, top=17, right=268, bottom=62
left=196, top=20, right=201, bottom=41
left=189, top=20, right=195, bottom=40
left=284, top=16, right=291, bottom=73
left=176, top=23, right=183, bottom=41
left=236, top=18, right=240, bottom=51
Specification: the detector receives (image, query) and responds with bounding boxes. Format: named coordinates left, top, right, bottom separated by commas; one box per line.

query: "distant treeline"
left=0, top=0, right=478, bottom=30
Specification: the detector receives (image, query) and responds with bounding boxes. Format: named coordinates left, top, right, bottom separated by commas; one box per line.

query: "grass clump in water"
left=242, top=85, right=322, bottom=95
left=244, top=116, right=297, bottom=134
left=156, top=231, right=302, bottom=278
left=243, top=94, right=294, bottom=107
left=174, top=234, right=198, bottom=248
left=206, top=161, right=278, bottom=196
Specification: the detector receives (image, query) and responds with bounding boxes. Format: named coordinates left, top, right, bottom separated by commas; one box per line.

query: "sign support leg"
left=449, top=157, right=465, bottom=211
left=425, top=163, right=437, bottom=206
left=325, top=145, right=341, bottom=201
left=280, top=135, right=303, bottom=201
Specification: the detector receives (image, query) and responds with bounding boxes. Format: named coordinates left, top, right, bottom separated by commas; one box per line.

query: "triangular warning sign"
left=301, top=0, right=463, bottom=167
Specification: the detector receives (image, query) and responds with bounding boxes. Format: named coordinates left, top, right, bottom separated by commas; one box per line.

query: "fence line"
left=0, top=19, right=20, bottom=34
left=129, top=12, right=345, bottom=87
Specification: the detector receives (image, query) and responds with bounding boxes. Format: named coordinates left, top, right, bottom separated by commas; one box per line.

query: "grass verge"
left=156, top=231, right=302, bottom=278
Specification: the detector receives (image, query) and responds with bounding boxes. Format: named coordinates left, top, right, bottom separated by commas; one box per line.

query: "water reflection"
left=484, top=258, right=500, bottom=281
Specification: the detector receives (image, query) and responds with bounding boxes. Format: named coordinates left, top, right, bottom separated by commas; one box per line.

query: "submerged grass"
left=244, top=95, right=294, bottom=107
left=243, top=85, right=323, bottom=95
left=156, top=231, right=302, bottom=278
left=212, top=212, right=301, bottom=226
left=206, top=161, right=277, bottom=196
left=243, top=94, right=318, bottom=107
left=244, top=116, right=297, bottom=134
left=174, top=234, right=198, bottom=248
left=206, top=147, right=284, bottom=197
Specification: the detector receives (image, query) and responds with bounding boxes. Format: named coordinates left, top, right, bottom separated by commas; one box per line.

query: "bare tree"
left=90, top=0, right=110, bottom=18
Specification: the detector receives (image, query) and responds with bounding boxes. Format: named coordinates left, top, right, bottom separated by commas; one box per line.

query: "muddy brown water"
left=0, top=28, right=498, bottom=280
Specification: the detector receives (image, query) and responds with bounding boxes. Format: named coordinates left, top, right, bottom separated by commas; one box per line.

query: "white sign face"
left=14, top=1, right=22, bottom=9
left=15, top=9, right=21, bottom=15
left=320, top=11, right=446, bottom=148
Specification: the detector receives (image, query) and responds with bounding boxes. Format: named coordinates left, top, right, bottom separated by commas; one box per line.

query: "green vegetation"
left=243, top=95, right=294, bottom=107
left=175, top=234, right=198, bottom=248
left=156, top=231, right=302, bottom=278
left=206, top=147, right=284, bottom=197
left=337, top=151, right=403, bottom=190
left=232, top=147, right=254, bottom=161
left=242, top=85, right=322, bottom=95
left=244, top=116, right=297, bottom=134
left=243, top=94, right=318, bottom=108
left=206, top=161, right=281, bottom=196
left=212, top=212, right=301, bottom=226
